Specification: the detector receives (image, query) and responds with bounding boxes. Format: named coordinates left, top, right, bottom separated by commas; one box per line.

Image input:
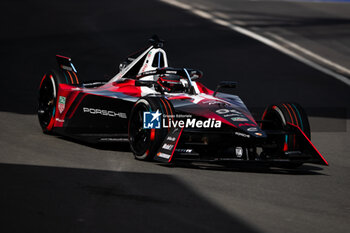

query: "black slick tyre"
left=128, top=97, right=174, bottom=161
left=261, top=102, right=310, bottom=168
left=37, top=69, right=75, bottom=133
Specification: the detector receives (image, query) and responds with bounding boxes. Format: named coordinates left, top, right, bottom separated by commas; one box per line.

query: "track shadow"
left=0, top=163, right=260, bottom=233
left=50, top=135, right=327, bottom=176
left=48, top=135, right=326, bottom=176
left=159, top=161, right=327, bottom=176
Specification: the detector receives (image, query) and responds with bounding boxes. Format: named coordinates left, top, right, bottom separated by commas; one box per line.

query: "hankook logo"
left=83, top=107, right=127, bottom=118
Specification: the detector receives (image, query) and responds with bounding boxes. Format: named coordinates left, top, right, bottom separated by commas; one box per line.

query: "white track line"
left=159, top=0, right=350, bottom=87
left=265, top=32, right=350, bottom=76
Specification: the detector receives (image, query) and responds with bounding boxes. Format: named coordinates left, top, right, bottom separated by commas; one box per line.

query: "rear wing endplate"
left=56, top=55, right=77, bottom=73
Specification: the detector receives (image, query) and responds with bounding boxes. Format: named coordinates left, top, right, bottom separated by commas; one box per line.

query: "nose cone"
left=236, top=123, right=267, bottom=138
left=169, top=95, right=266, bottom=138
left=209, top=106, right=266, bottom=137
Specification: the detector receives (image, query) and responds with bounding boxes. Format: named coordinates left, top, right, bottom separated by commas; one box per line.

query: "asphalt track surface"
left=166, top=0, right=350, bottom=76
left=1, top=1, right=349, bottom=233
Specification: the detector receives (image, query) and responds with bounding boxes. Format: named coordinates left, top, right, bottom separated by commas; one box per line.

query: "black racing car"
left=38, top=36, right=328, bottom=167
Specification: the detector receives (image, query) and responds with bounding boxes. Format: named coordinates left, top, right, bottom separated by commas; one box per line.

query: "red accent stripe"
left=196, top=82, right=214, bottom=95
left=160, top=98, right=170, bottom=132
left=150, top=129, right=155, bottom=141
left=159, top=77, right=181, bottom=83
left=287, top=104, right=299, bottom=148
left=287, top=104, right=298, bottom=127
left=287, top=122, right=328, bottom=165
left=67, top=71, right=74, bottom=84
left=39, top=74, right=46, bottom=89
left=46, top=115, right=55, bottom=130
left=261, top=109, right=267, bottom=120
left=72, top=71, right=79, bottom=84
left=56, top=54, right=71, bottom=60
left=260, top=109, right=268, bottom=128
left=67, top=94, right=87, bottom=119
left=164, top=99, right=174, bottom=123
left=168, top=128, right=184, bottom=163
left=283, top=142, right=288, bottom=152
left=282, top=103, right=294, bottom=124
left=282, top=104, right=295, bottom=148
left=238, top=123, right=256, bottom=127
left=168, top=96, right=191, bottom=100
left=157, top=81, right=171, bottom=91
left=46, top=118, right=55, bottom=131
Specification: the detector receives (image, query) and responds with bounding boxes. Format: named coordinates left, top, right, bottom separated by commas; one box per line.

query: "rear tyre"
left=260, top=102, right=310, bottom=168
left=128, top=97, right=174, bottom=161
left=37, top=69, right=71, bottom=133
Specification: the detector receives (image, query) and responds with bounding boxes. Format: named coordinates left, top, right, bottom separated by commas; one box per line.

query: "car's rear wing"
left=55, top=55, right=80, bottom=84
left=56, top=55, right=77, bottom=73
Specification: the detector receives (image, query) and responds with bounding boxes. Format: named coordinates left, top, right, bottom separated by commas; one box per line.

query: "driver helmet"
left=157, top=74, right=187, bottom=93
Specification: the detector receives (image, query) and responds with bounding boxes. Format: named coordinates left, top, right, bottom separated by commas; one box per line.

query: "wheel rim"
left=38, top=76, right=55, bottom=128
left=129, top=104, right=151, bottom=156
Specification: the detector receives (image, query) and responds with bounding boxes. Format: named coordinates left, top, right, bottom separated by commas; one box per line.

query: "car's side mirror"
left=119, top=61, right=129, bottom=72
left=189, top=70, right=203, bottom=81
left=213, top=81, right=237, bottom=97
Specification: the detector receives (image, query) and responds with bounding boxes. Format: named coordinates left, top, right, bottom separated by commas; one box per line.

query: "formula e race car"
left=38, top=36, right=328, bottom=167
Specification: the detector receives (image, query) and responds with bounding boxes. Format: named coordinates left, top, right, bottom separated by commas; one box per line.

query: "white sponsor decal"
left=247, top=127, right=258, bottom=132
left=231, top=117, right=248, bottom=122
left=235, top=132, right=250, bottom=138
left=216, top=108, right=241, bottom=115
left=216, top=109, right=230, bottom=114
left=167, top=136, right=176, bottom=142
left=157, top=152, right=171, bottom=159
left=202, top=100, right=223, bottom=105
left=162, top=143, right=174, bottom=150
left=235, top=147, right=243, bottom=158
left=223, top=113, right=241, bottom=117
left=55, top=118, right=65, bottom=123
left=83, top=107, right=127, bottom=118
left=216, top=108, right=242, bottom=116
left=175, top=149, right=193, bottom=153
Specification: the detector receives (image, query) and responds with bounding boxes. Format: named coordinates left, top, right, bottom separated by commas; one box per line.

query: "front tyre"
left=128, top=97, right=174, bottom=161
left=261, top=102, right=310, bottom=168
